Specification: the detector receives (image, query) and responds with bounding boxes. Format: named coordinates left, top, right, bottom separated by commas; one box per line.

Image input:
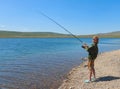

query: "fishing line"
left=40, top=11, right=84, bottom=44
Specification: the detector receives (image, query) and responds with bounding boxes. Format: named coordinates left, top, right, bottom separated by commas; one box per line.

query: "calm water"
left=0, top=38, right=120, bottom=89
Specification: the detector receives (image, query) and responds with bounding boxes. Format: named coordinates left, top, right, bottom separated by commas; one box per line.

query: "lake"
left=0, top=38, right=120, bottom=89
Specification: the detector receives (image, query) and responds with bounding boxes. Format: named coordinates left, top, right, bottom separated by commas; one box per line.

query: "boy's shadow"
left=95, top=76, right=120, bottom=82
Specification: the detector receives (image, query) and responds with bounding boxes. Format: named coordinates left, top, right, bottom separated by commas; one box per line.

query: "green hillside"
left=78, top=31, right=120, bottom=38
left=0, top=30, right=120, bottom=38
left=0, top=31, right=71, bottom=38
left=97, top=31, right=120, bottom=38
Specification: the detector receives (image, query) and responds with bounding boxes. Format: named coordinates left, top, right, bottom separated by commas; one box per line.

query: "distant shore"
left=0, top=31, right=120, bottom=38
left=58, top=50, right=120, bottom=89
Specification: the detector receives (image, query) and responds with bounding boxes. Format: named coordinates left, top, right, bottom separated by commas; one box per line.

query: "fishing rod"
left=40, top=11, right=84, bottom=44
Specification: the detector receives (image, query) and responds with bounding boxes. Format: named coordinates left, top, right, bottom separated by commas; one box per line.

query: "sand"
left=58, top=50, right=120, bottom=89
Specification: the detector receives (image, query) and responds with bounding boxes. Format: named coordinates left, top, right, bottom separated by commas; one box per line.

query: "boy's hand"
left=81, top=44, right=88, bottom=49
left=81, top=45, right=85, bottom=48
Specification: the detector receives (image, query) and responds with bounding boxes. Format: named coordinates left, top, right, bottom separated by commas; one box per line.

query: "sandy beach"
left=58, top=50, right=120, bottom=89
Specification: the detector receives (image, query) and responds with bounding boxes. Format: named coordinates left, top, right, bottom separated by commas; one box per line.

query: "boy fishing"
left=82, top=36, right=99, bottom=83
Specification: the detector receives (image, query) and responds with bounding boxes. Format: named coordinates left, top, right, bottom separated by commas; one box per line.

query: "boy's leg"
left=89, top=69, right=92, bottom=81
left=93, top=68, right=96, bottom=78
left=88, top=60, right=93, bottom=81
left=88, top=60, right=95, bottom=81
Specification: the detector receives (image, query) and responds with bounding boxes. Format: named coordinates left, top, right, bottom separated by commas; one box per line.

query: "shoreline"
left=58, top=50, right=120, bottom=89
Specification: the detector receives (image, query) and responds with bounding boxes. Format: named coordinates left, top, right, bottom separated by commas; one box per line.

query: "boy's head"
left=93, top=36, right=99, bottom=44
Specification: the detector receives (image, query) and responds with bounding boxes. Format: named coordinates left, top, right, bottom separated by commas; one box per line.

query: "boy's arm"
left=81, top=44, right=89, bottom=50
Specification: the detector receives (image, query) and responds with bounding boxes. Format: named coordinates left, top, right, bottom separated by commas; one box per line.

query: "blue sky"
left=0, top=0, right=120, bottom=35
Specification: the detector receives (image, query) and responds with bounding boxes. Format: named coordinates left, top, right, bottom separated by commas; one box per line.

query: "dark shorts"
left=88, top=59, right=94, bottom=70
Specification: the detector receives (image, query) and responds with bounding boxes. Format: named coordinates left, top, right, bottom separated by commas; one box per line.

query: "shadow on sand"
left=95, top=76, right=120, bottom=82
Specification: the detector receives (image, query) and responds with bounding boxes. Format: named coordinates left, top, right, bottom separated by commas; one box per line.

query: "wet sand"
left=58, top=50, right=120, bottom=89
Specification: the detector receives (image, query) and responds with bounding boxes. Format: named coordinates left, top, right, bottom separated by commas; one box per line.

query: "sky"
left=0, top=0, right=120, bottom=35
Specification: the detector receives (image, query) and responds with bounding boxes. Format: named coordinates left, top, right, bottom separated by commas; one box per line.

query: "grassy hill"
left=97, top=31, right=120, bottom=38
left=78, top=31, right=120, bottom=38
left=0, top=30, right=120, bottom=38
left=0, top=31, right=72, bottom=38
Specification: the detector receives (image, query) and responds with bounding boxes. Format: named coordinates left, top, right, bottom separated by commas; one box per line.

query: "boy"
left=82, top=36, right=99, bottom=83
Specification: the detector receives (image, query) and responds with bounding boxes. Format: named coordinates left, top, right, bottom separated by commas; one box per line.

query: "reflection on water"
left=0, top=38, right=119, bottom=89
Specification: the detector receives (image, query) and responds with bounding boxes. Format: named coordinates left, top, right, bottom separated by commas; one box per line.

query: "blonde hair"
left=93, top=36, right=99, bottom=40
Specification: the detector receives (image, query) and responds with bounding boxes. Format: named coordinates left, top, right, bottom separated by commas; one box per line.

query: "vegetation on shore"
left=0, top=30, right=120, bottom=38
